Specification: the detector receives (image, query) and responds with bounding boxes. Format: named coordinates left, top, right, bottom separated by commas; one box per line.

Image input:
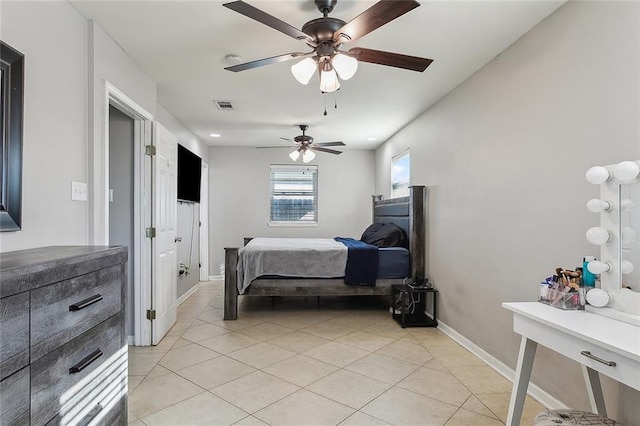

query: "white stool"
left=533, top=409, right=616, bottom=425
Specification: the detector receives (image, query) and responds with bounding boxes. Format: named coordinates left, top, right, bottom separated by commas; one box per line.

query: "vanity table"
left=502, top=302, right=640, bottom=426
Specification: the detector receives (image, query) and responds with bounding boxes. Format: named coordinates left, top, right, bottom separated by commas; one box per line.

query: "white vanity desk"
left=502, top=302, right=640, bottom=426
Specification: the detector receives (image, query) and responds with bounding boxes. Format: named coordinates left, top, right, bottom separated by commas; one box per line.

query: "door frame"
left=103, top=81, right=153, bottom=346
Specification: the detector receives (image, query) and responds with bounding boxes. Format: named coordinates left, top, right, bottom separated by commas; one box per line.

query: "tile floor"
left=128, top=281, right=544, bottom=425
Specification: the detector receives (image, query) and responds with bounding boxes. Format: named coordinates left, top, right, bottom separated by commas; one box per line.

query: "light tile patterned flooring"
left=128, top=281, right=544, bottom=425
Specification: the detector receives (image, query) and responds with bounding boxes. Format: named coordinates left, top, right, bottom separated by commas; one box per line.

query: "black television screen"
left=177, top=144, right=202, bottom=203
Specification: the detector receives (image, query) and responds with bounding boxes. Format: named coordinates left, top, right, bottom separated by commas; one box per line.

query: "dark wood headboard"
left=372, top=185, right=426, bottom=281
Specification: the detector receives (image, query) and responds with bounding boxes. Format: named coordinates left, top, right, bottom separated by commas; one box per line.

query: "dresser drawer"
left=569, top=339, right=639, bottom=390
left=0, top=367, right=30, bottom=425
left=0, top=293, right=30, bottom=380
left=30, top=314, right=124, bottom=426
left=46, top=396, right=127, bottom=426
left=45, top=352, right=127, bottom=426
left=30, top=264, right=123, bottom=361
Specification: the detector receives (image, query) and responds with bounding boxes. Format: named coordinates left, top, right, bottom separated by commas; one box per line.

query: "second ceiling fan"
left=223, top=0, right=433, bottom=92
left=261, top=125, right=345, bottom=163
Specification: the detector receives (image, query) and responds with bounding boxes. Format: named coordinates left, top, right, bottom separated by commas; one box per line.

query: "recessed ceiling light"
left=366, top=137, right=377, bottom=141
left=210, top=133, right=221, bottom=138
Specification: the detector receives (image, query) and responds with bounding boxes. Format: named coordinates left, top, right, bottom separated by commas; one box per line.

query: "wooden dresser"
left=0, top=246, right=128, bottom=425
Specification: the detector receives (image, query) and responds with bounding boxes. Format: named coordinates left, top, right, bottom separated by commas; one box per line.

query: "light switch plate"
left=71, top=181, right=88, bottom=201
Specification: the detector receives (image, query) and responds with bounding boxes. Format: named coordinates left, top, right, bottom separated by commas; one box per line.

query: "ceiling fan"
left=223, top=0, right=433, bottom=92
left=261, top=125, right=345, bottom=162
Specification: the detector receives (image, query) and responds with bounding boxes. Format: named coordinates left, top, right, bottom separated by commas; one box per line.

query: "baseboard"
left=209, top=275, right=223, bottom=281
left=177, top=284, right=200, bottom=306
left=437, top=321, right=567, bottom=410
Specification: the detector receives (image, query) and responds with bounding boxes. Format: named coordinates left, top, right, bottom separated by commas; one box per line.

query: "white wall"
left=375, top=1, right=639, bottom=423
left=208, top=147, right=375, bottom=271
left=0, top=2, right=89, bottom=251
left=0, top=3, right=162, bottom=252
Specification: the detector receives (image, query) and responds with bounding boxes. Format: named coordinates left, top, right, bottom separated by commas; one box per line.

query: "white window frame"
left=269, top=164, right=318, bottom=227
left=391, top=150, right=410, bottom=198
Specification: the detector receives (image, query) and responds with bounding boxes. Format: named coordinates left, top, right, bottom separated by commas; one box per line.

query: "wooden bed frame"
left=223, top=185, right=426, bottom=320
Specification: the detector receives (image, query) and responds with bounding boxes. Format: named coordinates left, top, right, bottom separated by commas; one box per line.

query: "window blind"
left=270, top=164, right=318, bottom=223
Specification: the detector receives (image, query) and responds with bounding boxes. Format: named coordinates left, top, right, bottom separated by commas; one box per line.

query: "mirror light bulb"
left=586, top=199, right=611, bottom=213
left=621, top=198, right=635, bottom=212
left=622, top=227, right=636, bottom=245
left=613, top=161, right=640, bottom=182
left=585, top=166, right=612, bottom=184
left=332, top=53, right=358, bottom=80
left=585, top=227, right=612, bottom=245
left=302, top=149, right=315, bottom=163
left=586, top=288, right=612, bottom=307
left=291, top=57, right=317, bottom=85
left=289, top=150, right=300, bottom=161
left=621, top=260, right=634, bottom=275
left=587, top=260, right=611, bottom=274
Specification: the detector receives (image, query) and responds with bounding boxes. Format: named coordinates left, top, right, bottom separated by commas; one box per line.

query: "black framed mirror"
left=1, top=41, right=24, bottom=232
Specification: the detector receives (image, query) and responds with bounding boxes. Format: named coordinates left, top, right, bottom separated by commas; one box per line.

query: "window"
left=391, top=151, right=410, bottom=198
left=270, top=165, right=318, bottom=225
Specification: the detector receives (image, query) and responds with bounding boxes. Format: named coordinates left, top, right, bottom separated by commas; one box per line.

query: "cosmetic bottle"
left=583, top=256, right=596, bottom=287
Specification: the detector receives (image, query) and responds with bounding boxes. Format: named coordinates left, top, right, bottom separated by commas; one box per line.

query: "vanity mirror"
left=585, top=160, right=640, bottom=326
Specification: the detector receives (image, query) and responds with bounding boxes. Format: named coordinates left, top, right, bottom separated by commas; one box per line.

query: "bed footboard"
left=224, top=247, right=239, bottom=320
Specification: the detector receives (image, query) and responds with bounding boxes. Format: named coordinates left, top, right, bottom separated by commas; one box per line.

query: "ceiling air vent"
left=214, top=100, right=235, bottom=111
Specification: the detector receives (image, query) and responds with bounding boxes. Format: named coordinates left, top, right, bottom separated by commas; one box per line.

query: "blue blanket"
left=334, top=237, right=378, bottom=286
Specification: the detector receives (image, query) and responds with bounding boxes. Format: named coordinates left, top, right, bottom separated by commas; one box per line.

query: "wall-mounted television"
left=177, top=144, right=202, bottom=203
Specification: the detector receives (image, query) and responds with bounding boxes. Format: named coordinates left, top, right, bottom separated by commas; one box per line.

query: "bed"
left=223, top=185, right=426, bottom=320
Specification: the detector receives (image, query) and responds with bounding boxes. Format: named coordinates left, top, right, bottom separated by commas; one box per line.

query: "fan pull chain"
left=322, top=93, right=339, bottom=116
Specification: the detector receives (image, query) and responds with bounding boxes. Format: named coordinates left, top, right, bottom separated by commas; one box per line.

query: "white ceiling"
left=70, top=0, right=564, bottom=150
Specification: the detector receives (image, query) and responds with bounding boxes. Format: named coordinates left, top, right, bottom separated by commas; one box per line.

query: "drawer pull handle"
left=580, top=351, right=617, bottom=367
left=82, top=403, right=103, bottom=424
left=69, top=349, right=103, bottom=374
left=69, top=294, right=103, bottom=311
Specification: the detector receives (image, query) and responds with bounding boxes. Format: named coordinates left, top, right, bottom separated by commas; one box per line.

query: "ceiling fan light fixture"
left=302, top=149, right=316, bottom=163
left=291, top=57, right=317, bottom=85
left=332, top=53, right=358, bottom=80
left=319, top=67, right=340, bottom=93
left=289, top=150, right=301, bottom=161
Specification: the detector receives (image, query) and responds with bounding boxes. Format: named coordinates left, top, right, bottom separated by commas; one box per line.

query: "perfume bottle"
left=583, top=256, right=596, bottom=287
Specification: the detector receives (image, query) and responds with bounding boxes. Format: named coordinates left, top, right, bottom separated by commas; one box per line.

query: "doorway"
left=104, top=82, right=153, bottom=346
left=108, top=105, right=136, bottom=341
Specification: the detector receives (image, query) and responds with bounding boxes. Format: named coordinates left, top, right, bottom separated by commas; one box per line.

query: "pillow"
left=360, top=223, right=385, bottom=242
left=360, top=222, right=408, bottom=248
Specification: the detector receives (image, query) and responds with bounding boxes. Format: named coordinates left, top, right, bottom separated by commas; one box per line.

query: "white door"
left=151, top=122, right=178, bottom=345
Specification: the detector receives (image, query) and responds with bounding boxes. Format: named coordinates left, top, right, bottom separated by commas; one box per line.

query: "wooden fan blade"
left=225, top=52, right=308, bottom=72
left=314, top=141, right=345, bottom=147
left=333, top=0, right=419, bottom=44
left=311, top=147, right=342, bottom=155
left=280, top=137, right=292, bottom=142
left=224, top=1, right=312, bottom=42
left=348, top=47, right=433, bottom=72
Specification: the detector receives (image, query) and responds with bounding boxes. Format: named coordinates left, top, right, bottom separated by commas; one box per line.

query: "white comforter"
left=236, top=237, right=348, bottom=294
